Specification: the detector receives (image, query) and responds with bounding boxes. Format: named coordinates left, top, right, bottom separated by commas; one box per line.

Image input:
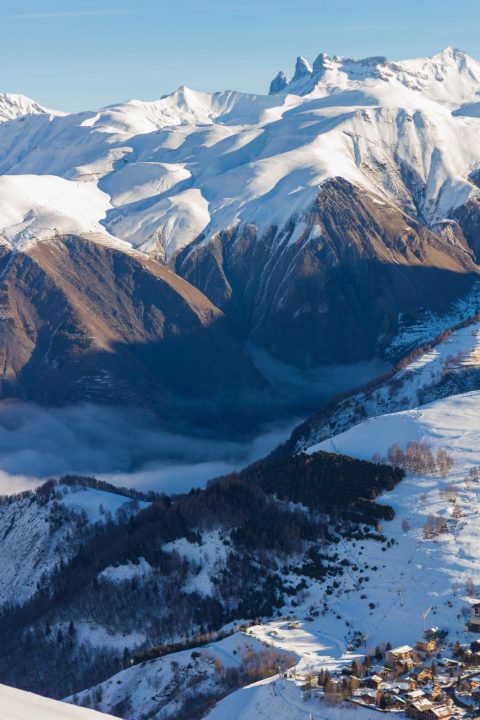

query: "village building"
left=363, top=673, right=384, bottom=690
left=410, top=666, right=434, bottom=684
left=406, top=697, right=434, bottom=718
left=422, top=705, right=452, bottom=720
left=353, top=687, right=381, bottom=705
left=386, top=644, right=415, bottom=669
left=467, top=602, right=480, bottom=632
left=416, top=639, right=437, bottom=654
left=424, top=627, right=448, bottom=641
left=406, top=689, right=426, bottom=702
left=438, top=658, right=460, bottom=669
left=407, top=699, right=453, bottom=720
left=423, top=684, right=443, bottom=701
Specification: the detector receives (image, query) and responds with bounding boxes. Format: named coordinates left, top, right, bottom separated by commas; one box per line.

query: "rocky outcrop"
left=0, top=234, right=269, bottom=435
left=453, top=196, right=480, bottom=263
left=268, top=71, right=288, bottom=95
left=177, top=179, right=478, bottom=366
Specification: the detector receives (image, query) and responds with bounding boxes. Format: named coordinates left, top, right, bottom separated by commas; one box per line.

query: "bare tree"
left=466, top=577, right=477, bottom=598
left=401, top=518, right=410, bottom=533
left=387, top=443, right=405, bottom=467
left=437, top=448, right=454, bottom=478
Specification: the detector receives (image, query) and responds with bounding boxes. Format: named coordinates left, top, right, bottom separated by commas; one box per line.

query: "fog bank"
left=0, top=401, right=297, bottom=495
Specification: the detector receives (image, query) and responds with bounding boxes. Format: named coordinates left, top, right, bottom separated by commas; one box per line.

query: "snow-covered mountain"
left=0, top=48, right=480, bottom=384
left=270, top=47, right=480, bottom=106
left=0, top=93, right=55, bottom=123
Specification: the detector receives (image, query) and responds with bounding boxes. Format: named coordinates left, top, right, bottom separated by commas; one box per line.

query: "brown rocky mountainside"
left=0, top=234, right=270, bottom=435
left=177, top=178, right=479, bottom=366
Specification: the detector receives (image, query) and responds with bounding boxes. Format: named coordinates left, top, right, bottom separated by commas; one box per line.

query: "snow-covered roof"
left=390, top=645, right=413, bottom=654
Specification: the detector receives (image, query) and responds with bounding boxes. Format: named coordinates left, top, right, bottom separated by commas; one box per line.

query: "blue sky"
left=1, top=0, right=479, bottom=111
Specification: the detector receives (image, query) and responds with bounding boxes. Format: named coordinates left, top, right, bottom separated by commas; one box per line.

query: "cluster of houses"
left=352, top=638, right=456, bottom=719
left=342, top=605, right=480, bottom=718
left=296, top=604, right=480, bottom=718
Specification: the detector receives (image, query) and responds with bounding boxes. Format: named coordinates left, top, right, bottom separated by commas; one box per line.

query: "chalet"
left=354, top=688, right=381, bottom=705
left=406, top=689, right=427, bottom=703
left=364, top=674, right=384, bottom=690
left=386, top=644, right=414, bottom=669
left=416, top=639, right=437, bottom=653
left=424, top=627, right=448, bottom=640
left=422, top=705, right=452, bottom=720
left=468, top=603, right=480, bottom=632
left=410, top=666, right=434, bottom=684
left=406, top=697, right=433, bottom=718
left=406, top=676, right=419, bottom=690
left=424, top=684, right=443, bottom=701
left=357, top=688, right=382, bottom=705
left=407, top=700, right=453, bottom=720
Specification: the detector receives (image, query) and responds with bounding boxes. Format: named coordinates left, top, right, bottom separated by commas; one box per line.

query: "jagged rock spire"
left=269, top=71, right=288, bottom=95
left=312, top=52, right=331, bottom=73
left=291, top=56, right=313, bottom=83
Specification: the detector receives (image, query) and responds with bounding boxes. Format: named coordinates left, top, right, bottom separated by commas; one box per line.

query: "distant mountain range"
left=1, top=47, right=480, bottom=431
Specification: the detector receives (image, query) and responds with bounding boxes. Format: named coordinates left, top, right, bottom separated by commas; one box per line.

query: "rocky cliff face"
left=0, top=235, right=269, bottom=434
left=177, top=179, right=478, bottom=366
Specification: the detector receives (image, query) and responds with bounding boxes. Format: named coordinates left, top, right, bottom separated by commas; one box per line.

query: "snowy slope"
left=205, top=679, right=378, bottom=720
left=0, top=684, right=116, bottom=720
left=302, top=391, right=480, bottom=648
left=203, top=390, right=480, bottom=718
left=0, top=48, right=480, bottom=260
left=0, top=483, right=148, bottom=608
left=291, top=303, right=480, bottom=452
left=0, top=93, right=55, bottom=123
left=69, top=631, right=295, bottom=719
left=0, top=174, right=112, bottom=249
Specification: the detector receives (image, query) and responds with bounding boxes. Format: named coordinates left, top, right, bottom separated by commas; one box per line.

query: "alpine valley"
left=3, top=47, right=480, bottom=720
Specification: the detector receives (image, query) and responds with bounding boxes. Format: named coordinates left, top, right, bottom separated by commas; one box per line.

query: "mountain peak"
left=269, top=70, right=289, bottom=95
left=268, top=47, right=480, bottom=104
left=436, top=45, right=468, bottom=60
left=292, top=56, right=312, bottom=83
left=0, top=93, right=51, bottom=123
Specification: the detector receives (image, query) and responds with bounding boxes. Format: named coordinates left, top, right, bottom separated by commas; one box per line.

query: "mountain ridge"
left=1, top=47, right=480, bottom=406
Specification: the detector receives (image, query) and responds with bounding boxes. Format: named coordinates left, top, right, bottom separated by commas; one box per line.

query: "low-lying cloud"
left=0, top=352, right=388, bottom=496
left=0, top=400, right=297, bottom=496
